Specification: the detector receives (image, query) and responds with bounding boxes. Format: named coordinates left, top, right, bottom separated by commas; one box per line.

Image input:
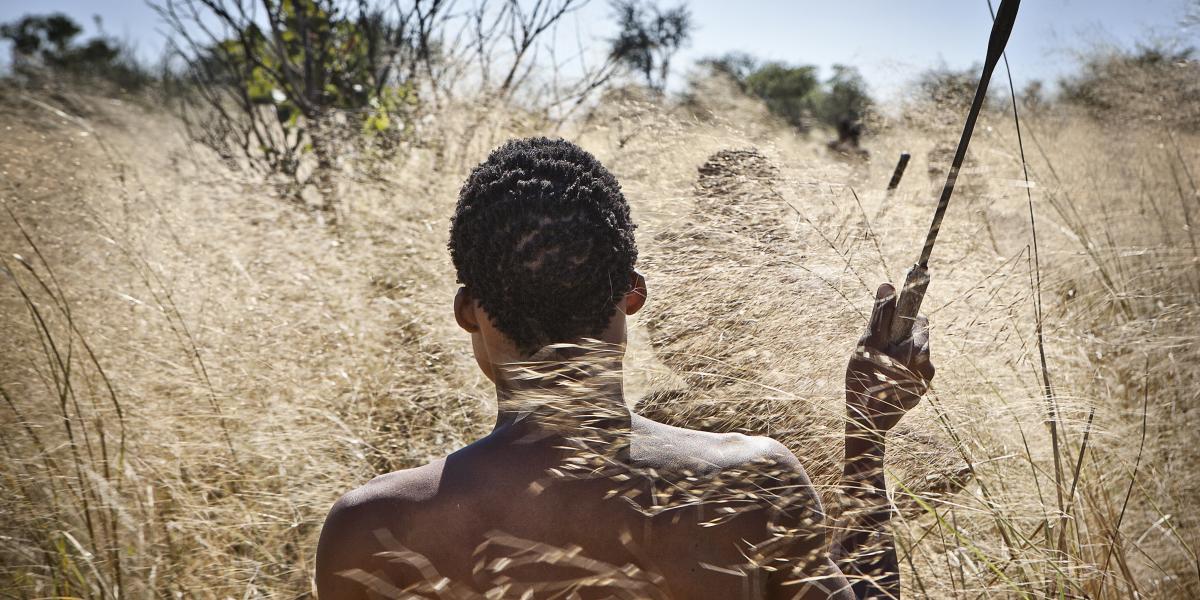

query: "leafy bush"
left=161, top=0, right=594, bottom=223
left=159, top=0, right=425, bottom=222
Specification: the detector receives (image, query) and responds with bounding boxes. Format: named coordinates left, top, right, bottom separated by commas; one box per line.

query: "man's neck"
left=490, top=346, right=632, bottom=434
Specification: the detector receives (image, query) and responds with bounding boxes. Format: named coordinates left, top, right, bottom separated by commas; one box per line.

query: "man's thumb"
left=865, top=283, right=897, bottom=347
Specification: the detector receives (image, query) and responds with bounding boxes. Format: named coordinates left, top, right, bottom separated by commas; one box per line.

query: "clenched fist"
left=845, top=283, right=935, bottom=446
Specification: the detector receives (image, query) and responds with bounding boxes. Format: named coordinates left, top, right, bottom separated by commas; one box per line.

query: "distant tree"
left=0, top=13, right=149, bottom=89
left=815, top=64, right=872, bottom=128
left=0, top=13, right=80, bottom=63
left=609, top=0, right=692, bottom=92
left=692, top=56, right=875, bottom=134
left=742, top=62, right=821, bottom=130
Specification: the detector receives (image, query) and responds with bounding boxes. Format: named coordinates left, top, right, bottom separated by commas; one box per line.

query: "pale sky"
left=1, top=0, right=1196, bottom=99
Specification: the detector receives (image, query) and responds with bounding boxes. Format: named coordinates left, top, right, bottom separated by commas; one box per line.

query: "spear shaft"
left=888, top=0, right=1022, bottom=344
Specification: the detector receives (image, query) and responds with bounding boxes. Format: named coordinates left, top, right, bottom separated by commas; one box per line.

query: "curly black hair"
left=449, top=137, right=638, bottom=354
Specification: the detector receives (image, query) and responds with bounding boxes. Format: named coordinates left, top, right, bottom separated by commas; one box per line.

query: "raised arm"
left=830, top=283, right=934, bottom=599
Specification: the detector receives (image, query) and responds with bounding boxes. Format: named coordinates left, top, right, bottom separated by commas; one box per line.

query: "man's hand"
left=831, top=282, right=935, bottom=599
left=845, top=282, right=935, bottom=447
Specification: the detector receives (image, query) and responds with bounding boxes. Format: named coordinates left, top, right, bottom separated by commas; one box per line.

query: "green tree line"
left=700, top=52, right=874, bottom=133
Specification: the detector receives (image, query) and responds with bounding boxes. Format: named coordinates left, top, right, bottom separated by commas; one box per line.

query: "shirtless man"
left=316, top=138, right=934, bottom=599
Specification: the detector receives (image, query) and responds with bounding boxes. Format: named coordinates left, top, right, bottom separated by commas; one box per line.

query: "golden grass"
left=1, top=77, right=1197, bottom=598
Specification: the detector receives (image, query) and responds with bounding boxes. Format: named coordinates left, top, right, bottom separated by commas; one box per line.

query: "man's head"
left=449, top=137, right=646, bottom=374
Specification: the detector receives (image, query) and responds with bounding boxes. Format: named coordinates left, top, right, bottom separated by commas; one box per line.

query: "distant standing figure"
left=827, top=118, right=870, bottom=161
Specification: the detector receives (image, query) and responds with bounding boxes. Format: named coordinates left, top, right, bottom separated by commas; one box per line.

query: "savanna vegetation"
left=2, top=1, right=1198, bottom=598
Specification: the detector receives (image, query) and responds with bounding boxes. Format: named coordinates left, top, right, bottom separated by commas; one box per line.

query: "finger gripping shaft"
left=889, top=265, right=930, bottom=345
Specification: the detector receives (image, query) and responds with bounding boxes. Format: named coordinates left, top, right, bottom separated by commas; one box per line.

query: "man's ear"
left=454, top=287, right=480, bottom=333
left=623, top=271, right=647, bottom=316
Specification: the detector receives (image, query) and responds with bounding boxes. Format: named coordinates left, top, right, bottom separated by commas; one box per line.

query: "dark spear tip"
left=987, top=0, right=1022, bottom=65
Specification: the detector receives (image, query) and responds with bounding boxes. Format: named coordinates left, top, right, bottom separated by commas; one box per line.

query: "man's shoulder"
left=316, top=460, right=448, bottom=595
left=631, top=415, right=806, bottom=476
left=326, top=459, right=447, bottom=525
left=631, top=416, right=825, bottom=522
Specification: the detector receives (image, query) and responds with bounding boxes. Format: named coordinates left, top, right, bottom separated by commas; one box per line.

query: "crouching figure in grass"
left=316, top=138, right=934, bottom=599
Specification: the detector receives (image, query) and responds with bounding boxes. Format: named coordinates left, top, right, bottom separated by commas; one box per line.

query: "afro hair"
left=449, top=137, right=638, bottom=355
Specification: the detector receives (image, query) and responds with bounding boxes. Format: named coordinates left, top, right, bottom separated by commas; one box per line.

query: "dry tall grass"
left=1, top=75, right=1197, bottom=598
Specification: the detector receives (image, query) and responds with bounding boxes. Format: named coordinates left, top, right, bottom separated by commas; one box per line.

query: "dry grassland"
left=1, top=79, right=1197, bottom=598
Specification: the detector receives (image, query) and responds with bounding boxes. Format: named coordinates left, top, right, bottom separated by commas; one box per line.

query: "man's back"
left=315, top=138, right=933, bottom=600
left=316, top=414, right=836, bottom=599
